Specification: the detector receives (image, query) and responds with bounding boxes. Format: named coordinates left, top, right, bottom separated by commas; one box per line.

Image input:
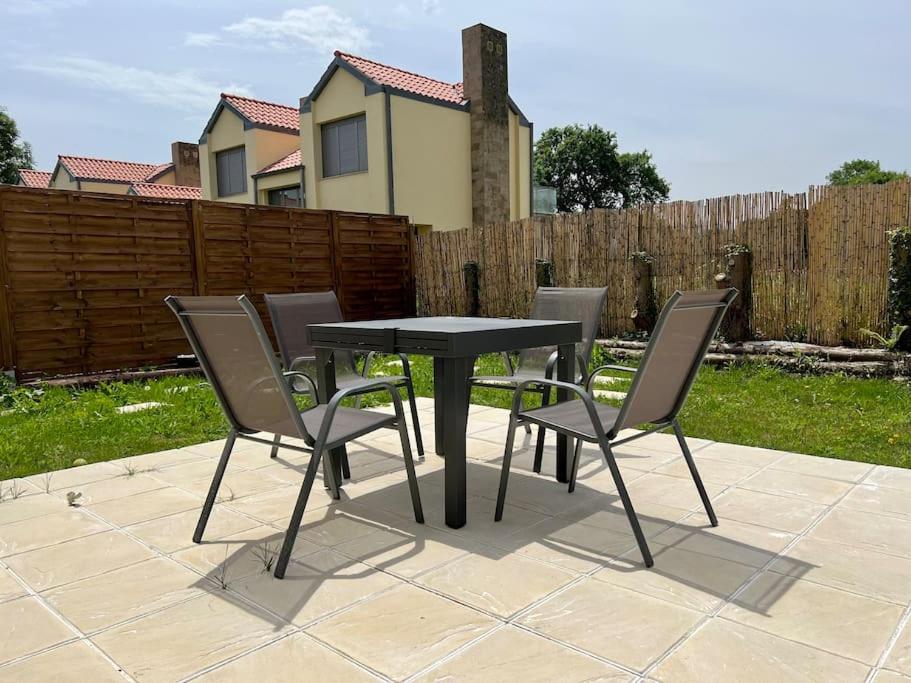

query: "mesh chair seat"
left=520, top=400, right=620, bottom=440
left=301, top=405, right=397, bottom=448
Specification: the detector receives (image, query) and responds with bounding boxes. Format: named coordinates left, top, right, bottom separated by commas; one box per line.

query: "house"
left=198, top=94, right=302, bottom=206
left=198, top=23, right=532, bottom=231
left=16, top=142, right=201, bottom=199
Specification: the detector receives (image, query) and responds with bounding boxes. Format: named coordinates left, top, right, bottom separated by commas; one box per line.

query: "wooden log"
left=463, top=260, right=480, bottom=316
left=629, top=252, right=657, bottom=333
left=535, top=258, right=555, bottom=288
left=716, top=245, right=753, bottom=341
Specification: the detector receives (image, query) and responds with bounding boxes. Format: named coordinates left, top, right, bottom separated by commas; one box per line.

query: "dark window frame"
left=215, top=146, right=247, bottom=197
left=321, top=114, right=368, bottom=178
left=266, top=185, right=303, bottom=208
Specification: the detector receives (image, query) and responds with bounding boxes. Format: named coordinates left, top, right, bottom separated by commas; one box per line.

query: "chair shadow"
left=189, top=428, right=815, bottom=631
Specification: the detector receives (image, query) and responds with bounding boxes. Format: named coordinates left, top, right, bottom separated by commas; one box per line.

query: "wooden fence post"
left=463, top=260, right=480, bottom=316
left=629, top=251, right=657, bottom=333
left=0, top=188, right=14, bottom=373
left=189, top=199, right=207, bottom=296
left=535, top=258, right=555, bottom=288
left=715, top=243, right=753, bottom=341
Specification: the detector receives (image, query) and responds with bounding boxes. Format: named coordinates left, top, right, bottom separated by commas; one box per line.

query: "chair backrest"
left=612, top=289, right=736, bottom=432
left=517, top=287, right=608, bottom=374
left=165, top=295, right=308, bottom=439
left=264, top=291, right=359, bottom=379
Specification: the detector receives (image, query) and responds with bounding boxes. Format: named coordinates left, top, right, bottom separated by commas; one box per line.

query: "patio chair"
left=494, top=289, right=737, bottom=568
left=264, top=292, right=425, bottom=471
left=165, top=295, right=423, bottom=579
left=469, top=286, right=608, bottom=472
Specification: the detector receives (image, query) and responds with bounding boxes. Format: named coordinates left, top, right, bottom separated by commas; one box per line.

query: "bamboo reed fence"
left=415, top=180, right=911, bottom=346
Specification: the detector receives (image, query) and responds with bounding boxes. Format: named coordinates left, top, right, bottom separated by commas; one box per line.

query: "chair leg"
left=270, top=433, right=280, bottom=459
left=600, top=440, right=654, bottom=568
left=193, top=430, right=236, bottom=544
left=396, top=412, right=424, bottom=524
left=404, top=380, right=425, bottom=458
left=275, top=446, right=324, bottom=579
left=341, top=452, right=351, bottom=480
left=672, top=420, right=718, bottom=526
left=568, top=439, right=584, bottom=493
left=494, top=412, right=520, bottom=521
left=532, top=385, right=551, bottom=473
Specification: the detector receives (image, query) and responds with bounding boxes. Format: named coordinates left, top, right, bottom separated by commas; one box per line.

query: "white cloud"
left=421, top=0, right=441, bottom=15
left=223, top=6, right=372, bottom=54
left=19, top=57, right=250, bottom=113
left=184, top=32, right=221, bottom=48
left=3, top=0, right=86, bottom=15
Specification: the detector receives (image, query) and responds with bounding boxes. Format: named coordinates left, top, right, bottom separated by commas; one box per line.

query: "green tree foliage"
left=533, top=124, right=670, bottom=212
left=827, top=159, right=908, bottom=187
left=0, top=106, right=34, bottom=185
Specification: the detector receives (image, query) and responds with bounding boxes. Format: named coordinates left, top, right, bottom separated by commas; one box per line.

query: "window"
left=267, top=185, right=303, bottom=207
left=215, top=147, right=247, bottom=197
left=321, top=114, right=367, bottom=177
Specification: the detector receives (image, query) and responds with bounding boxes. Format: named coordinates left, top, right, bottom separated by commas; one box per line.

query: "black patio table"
left=309, top=316, right=583, bottom=528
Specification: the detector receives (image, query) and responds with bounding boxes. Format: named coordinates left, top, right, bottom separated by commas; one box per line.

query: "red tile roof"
left=129, top=183, right=202, bottom=199
left=18, top=169, right=52, bottom=188
left=335, top=52, right=465, bottom=105
left=145, top=162, right=175, bottom=181
left=58, top=155, right=165, bottom=184
left=222, top=93, right=299, bottom=132
left=255, top=149, right=302, bottom=176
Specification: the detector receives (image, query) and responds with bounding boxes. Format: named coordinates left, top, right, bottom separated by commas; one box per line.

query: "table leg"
left=439, top=356, right=472, bottom=528
left=555, top=343, right=575, bottom=484
left=315, top=348, right=347, bottom=487
left=433, top=357, right=446, bottom=456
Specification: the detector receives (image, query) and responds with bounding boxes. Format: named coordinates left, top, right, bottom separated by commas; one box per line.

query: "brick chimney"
left=170, top=141, right=201, bottom=187
left=462, top=23, right=510, bottom=226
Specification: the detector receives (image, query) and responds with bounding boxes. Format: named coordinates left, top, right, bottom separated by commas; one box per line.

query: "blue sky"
left=2, top=0, right=909, bottom=199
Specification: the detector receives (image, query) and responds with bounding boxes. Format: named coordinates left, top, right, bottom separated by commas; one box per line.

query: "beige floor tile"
left=88, top=486, right=202, bottom=526
left=809, top=508, right=911, bottom=558
left=626, top=473, right=726, bottom=512
left=769, top=536, right=911, bottom=603
left=519, top=578, right=702, bottom=672
left=652, top=514, right=795, bottom=568
left=425, top=494, right=552, bottom=547
left=126, top=505, right=259, bottom=554
left=227, top=548, right=401, bottom=626
left=651, top=618, right=870, bottom=682
left=712, top=488, right=827, bottom=533
left=611, top=445, right=679, bottom=472
left=0, top=493, right=65, bottom=526
left=654, top=455, right=759, bottom=485
left=0, top=510, right=110, bottom=557
left=739, top=468, right=852, bottom=505
left=172, top=525, right=321, bottom=582
left=5, top=530, right=154, bottom=592
left=44, top=557, right=205, bottom=633
left=93, top=589, right=290, bottom=682
left=769, top=453, right=873, bottom=483
left=147, top=458, right=238, bottom=486
left=597, top=543, right=758, bottom=613
left=24, top=461, right=122, bottom=493
left=334, top=525, right=475, bottom=578
left=0, top=640, right=124, bottom=682
left=0, top=597, right=75, bottom=665
left=885, top=620, right=911, bottom=676
left=560, top=498, right=691, bottom=538
left=0, top=567, right=26, bottom=606
left=877, top=672, right=911, bottom=683
left=309, top=583, right=497, bottom=681
left=177, top=469, right=290, bottom=501
left=297, top=504, right=398, bottom=547
left=696, top=442, right=788, bottom=467
left=119, top=447, right=207, bottom=472
left=183, top=438, right=243, bottom=457
left=58, top=474, right=165, bottom=505
left=840, top=484, right=911, bottom=519
left=417, top=552, right=576, bottom=618
left=866, top=466, right=911, bottom=492
left=415, top=625, right=633, bottom=682
left=722, top=572, right=903, bottom=664
left=194, top=632, right=375, bottom=682
left=224, top=484, right=335, bottom=524
left=484, top=467, right=601, bottom=517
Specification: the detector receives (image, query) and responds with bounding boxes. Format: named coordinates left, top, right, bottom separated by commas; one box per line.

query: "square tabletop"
left=309, top=316, right=582, bottom=357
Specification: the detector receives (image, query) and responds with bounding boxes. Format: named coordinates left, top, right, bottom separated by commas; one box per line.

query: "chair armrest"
left=586, top=364, right=636, bottom=393
left=283, top=371, right=318, bottom=398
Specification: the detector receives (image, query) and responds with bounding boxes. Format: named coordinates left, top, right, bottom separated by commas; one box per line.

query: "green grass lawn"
left=1, top=354, right=909, bottom=482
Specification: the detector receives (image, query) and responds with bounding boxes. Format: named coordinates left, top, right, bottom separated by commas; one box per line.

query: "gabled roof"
left=254, top=149, right=302, bottom=177
left=335, top=52, right=464, bottom=105
left=56, top=155, right=167, bottom=184
left=17, top=169, right=52, bottom=188
left=145, top=162, right=175, bottom=183
left=128, top=183, right=202, bottom=199
left=201, top=94, right=300, bottom=144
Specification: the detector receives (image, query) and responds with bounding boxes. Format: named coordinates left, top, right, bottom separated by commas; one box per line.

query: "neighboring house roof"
left=57, top=155, right=168, bottom=184
left=128, top=183, right=202, bottom=199
left=220, top=93, right=300, bottom=133
left=17, top=169, right=52, bottom=188
left=254, top=149, right=302, bottom=177
left=334, top=51, right=465, bottom=105
left=145, top=162, right=175, bottom=182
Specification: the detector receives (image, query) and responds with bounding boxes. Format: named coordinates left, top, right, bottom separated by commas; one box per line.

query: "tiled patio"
left=2, top=397, right=910, bottom=682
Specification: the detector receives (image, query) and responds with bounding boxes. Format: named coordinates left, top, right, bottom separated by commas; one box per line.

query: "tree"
left=827, top=159, right=908, bottom=187
left=0, top=107, right=34, bottom=185
left=533, top=124, right=670, bottom=212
